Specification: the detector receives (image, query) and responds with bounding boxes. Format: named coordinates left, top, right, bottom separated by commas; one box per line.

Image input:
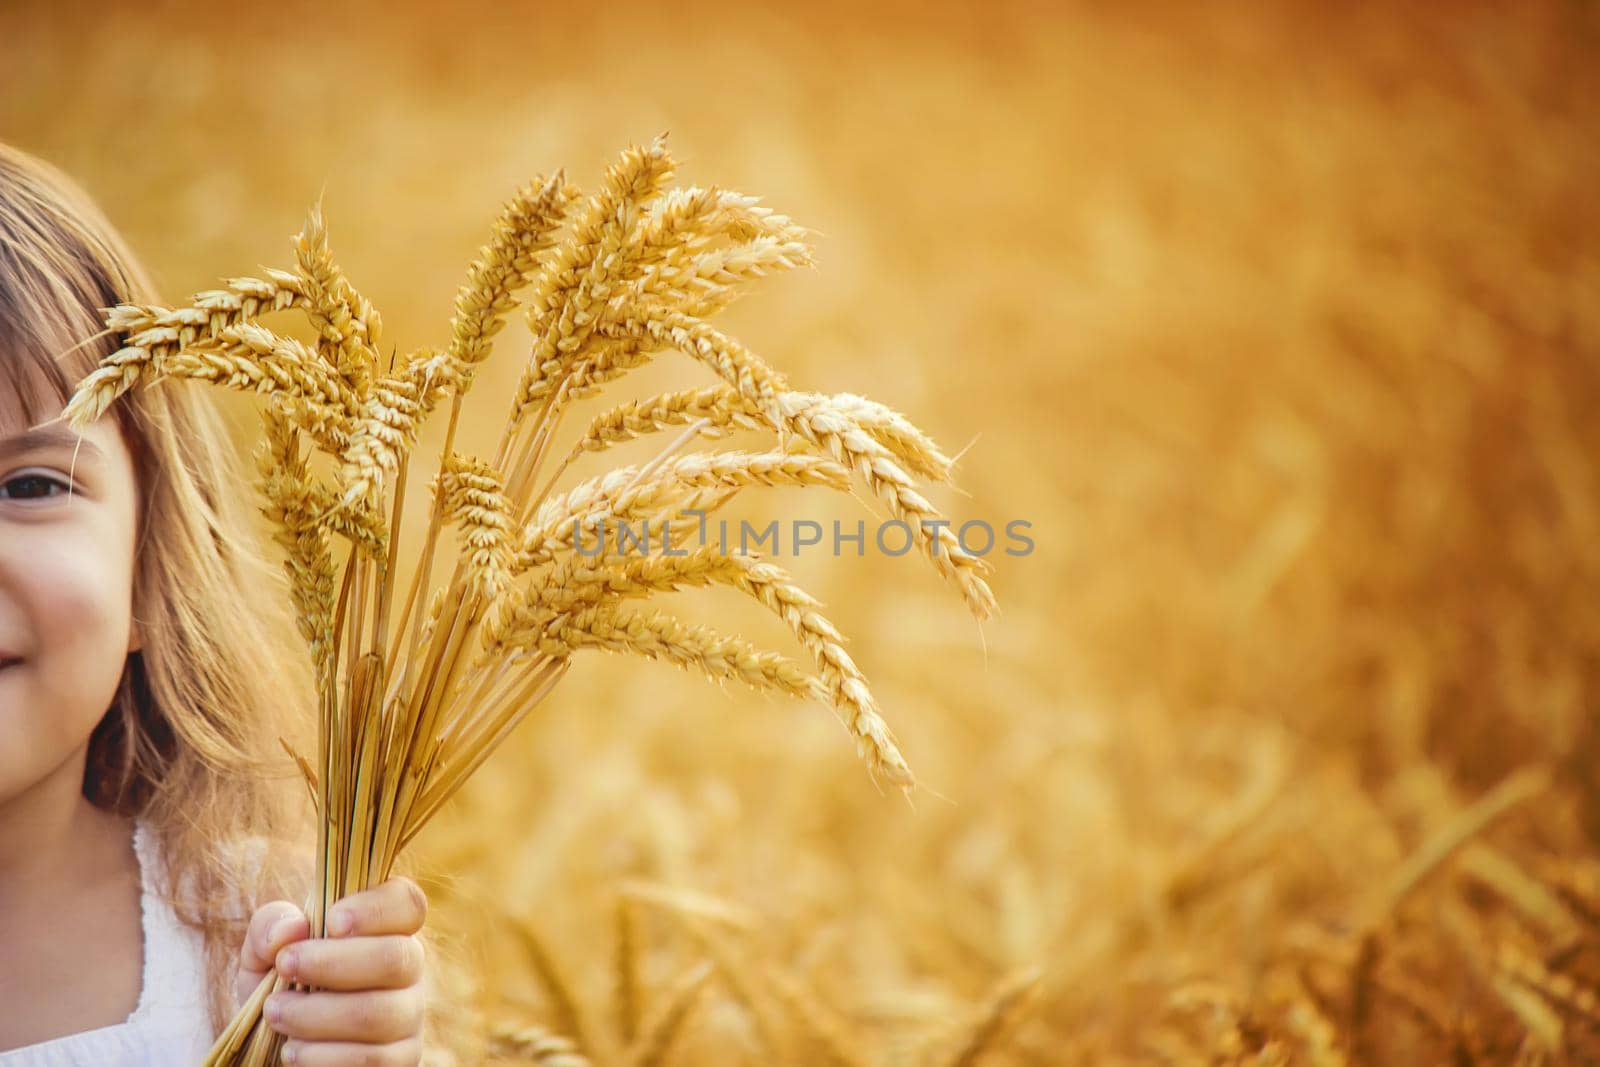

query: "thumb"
left=234, top=900, right=308, bottom=1008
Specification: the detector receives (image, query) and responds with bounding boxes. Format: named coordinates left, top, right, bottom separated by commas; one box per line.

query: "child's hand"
left=236, top=876, right=429, bottom=1066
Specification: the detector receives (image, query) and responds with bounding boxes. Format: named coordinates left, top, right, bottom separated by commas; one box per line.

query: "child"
left=0, top=143, right=431, bottom=1065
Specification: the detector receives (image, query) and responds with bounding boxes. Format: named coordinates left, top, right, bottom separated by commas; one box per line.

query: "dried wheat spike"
left=332, top=367, right=424, bottom=513
left=515, top=135, right=677, bottom=415
left=431, top=450, right=514, bottom=601
left=170, top=322, right=363, bottom=414
left=625, top=185, right=810, bottom=280
left=252, top=409, right=339, bottom=690
left=594, top=309, right=790, bottom=426
left=563, top=385, right=761, bottom=464
left=782, top=391, right=957, bottom=483
left=534, top=602, right=816, bottom=699
left=449, top=171, right=579, bottom=389
left=62, top=271, right=314, bottom=430
left=541, top=549, right=914, bottom=788
left=487, top=1023, right=592, bottom=1067
left=294, top=203, right=380, bottom=389
left=510, top=451, right=851, bottom=573
left=620, top=233, right=813, bottom=316
left=775, top=391, right=995, bottom=619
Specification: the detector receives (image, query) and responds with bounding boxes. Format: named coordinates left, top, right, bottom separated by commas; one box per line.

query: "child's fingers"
left=236, top=901, right=312, bottom=1011
left=325, top=876, right=428, bottom=939
left=241, top=901, right=311, bottom=975
left=279, top=1037, right=422, bottom=1067
left=276, top=934, right=425, bottom=991
left=266, top=986, right=424, bottom=1044
left=232, top=967, right=276, bottom=1018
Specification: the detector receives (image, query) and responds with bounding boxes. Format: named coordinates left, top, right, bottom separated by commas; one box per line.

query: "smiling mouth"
left=0, top=658, right=20, bottom=670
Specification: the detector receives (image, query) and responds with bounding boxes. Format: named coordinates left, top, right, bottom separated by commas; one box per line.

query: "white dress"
left=0, top=818, right=218, bottom=1065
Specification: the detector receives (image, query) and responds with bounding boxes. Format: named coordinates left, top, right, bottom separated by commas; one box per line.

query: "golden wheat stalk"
left=942, top=966, right=1043, bottom=1067
left=626, top=961, right=714, bottom=1067
left=58, top=133, right=994, bottom=1064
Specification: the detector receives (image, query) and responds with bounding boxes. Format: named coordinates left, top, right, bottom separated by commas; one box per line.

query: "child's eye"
left=0, top=473, right=71, bottom=501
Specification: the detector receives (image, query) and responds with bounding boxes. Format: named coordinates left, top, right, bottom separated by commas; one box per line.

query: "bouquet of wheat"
left=60, top=134, right=995, bottom=1064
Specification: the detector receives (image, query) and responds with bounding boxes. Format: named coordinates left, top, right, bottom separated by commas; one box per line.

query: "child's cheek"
left=25, top=534, right=138, bottom=733
left=0, top=538, right=129, bottom=802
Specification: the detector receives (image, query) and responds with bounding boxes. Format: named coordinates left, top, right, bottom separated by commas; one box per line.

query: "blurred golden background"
left=6, top=1, right=1600, bottom=1062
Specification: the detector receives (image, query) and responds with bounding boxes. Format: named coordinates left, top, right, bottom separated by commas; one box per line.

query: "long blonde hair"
left=0, top=142, right=319, bottom=1034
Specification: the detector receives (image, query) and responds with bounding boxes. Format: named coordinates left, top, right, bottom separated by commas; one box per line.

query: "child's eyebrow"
left=0, top=423, right=106, bottom=465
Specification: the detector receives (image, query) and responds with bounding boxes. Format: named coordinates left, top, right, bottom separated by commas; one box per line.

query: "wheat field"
left=6, top=1, right=1600, bottom=1063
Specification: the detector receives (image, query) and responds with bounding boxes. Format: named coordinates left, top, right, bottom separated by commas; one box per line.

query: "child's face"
left=0, top=391, right=143, bottom=806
